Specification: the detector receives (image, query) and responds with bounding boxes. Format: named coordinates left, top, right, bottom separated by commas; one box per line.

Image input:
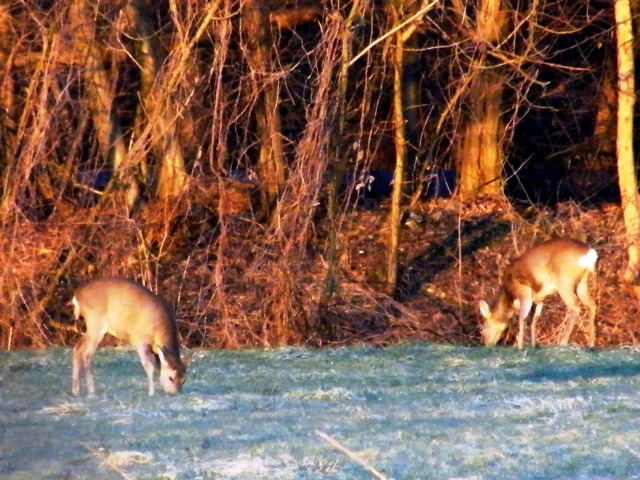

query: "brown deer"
left=479, top=238, right=598, bottom=348
left=71, top=277, right=187, bottom=396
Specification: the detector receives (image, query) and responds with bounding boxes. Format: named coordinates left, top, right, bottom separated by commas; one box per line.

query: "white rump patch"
left=578, top=248, right=598, bottom=271
left=71, top=296, right=80, bottom=319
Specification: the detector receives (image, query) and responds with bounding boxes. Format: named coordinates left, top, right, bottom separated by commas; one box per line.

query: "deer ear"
left=157, top=346, right=168, bottom=365
left=157, top=347, right=178, bottom=368
left=479, top=300, right=491, bottom=318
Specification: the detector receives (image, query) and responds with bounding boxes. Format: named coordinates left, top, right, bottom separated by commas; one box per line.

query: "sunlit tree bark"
left=0, top=3, right=15, bottom=168
left=320, top=0, right=363, bottom=310
left=242, top=0, right=285, bottom=218
left=615, top=0, right=640, bottom=283
left=388, top=3, right=408, bottom=294
left=593, top=53, right=617, bottom=166
left=387, top=0, right=435, bottom=293
left=124, top=0, right=188, bottom=202
left=69, top=0, right=138, bottom=210
left=456, top=0, right=509, bottom=198
left=0, top=4, right=16, bottom=219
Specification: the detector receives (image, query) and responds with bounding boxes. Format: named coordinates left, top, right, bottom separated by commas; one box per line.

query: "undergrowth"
left=0, top=194, right=636, bottom=350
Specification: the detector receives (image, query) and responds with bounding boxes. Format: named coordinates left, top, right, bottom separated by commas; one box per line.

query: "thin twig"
left=349, top=0, right=439, bottom=66
left=315, top=430, right=389, bottom=480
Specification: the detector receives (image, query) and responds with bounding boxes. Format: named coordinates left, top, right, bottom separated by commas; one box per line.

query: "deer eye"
left=168, top=376, right=175, bottom=383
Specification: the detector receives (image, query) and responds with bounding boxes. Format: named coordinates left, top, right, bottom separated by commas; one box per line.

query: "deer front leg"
left=136, top=344, right=158, bottom=396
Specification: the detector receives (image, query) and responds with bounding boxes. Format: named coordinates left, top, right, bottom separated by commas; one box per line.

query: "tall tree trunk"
left=403, top=25, right=421, bottom=183
left=0, top=4, right=16, bottom=218
left=615, top=0, right=640, bottom=283
left=593, top=53, right=617, bottom=168
left=0, top=3, right=15, bottom=168
left=386, top=0, right=434, bottom=293
left=242, top=0, right=285, bottom=219
left=320, top=0, right=363, bottom=310
left=70, top=0, right=138, bottom=210
left=457, top=0, right=508, bottom=198
left=124, top=0, right=188, bottom=202
left=388, top=20, right=406, bottom=293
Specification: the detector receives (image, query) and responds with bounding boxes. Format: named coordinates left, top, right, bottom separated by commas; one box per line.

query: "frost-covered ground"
left=1, top=344, right=640, bottom=479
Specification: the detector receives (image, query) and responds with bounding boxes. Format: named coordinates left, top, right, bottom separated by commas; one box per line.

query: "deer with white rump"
left=479, top=238, right=598, bottom=349
left=71, top=277, right=187, bottom=396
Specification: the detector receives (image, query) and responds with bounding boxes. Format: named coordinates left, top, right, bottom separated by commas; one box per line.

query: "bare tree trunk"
left=403, top=23, right=421, bottom=182
left=388, top=21, right=406, bottom=293
left=0, top=3, right=15, bottom=159
left=386, top=0, right=434, bottom=293
left=320, top=0, right=363, bottom=310
left=0, top=3, right=15, bottom=203
left=615, top=0, right=640, bottom=283
left=124, top=0, right=188, bottom=202
left=593, top=53, right=617, bottom=167
left=70, top=0, right=138, bottom=210
left=457, top=0, right=508, bottom=198
left=242, top=0, right=285, bottom=218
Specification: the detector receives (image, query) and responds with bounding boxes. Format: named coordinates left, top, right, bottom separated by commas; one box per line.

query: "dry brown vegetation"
left=2, top=193, right=637, bottom=350
left=0, top=1, right=633, bottom=350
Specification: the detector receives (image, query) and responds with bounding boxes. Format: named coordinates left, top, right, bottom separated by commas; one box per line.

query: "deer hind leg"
left=576, top=273, right=597, bottom=347
left=136, top=344, right=158, bottom=396
left=72, top=326, right=107, bottom=396
left=530, top=303, right=544, bottom=347
left=516, top=296, right=534, bottom=349
left=555, top=280, right=583, bottom=346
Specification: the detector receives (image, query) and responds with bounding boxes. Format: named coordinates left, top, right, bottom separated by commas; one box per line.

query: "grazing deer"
left=71, top=277, right=187, bottom=396
left=479, top=238, right=598, bottom=349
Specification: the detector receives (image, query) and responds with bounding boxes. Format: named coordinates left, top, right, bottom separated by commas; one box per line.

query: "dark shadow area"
left=505, top=167, right=619, bottom=207
left=344, top=169, right=456, bottom=207
left=508, top=355, right=640, bottom=383
left=396, top=216, right=511, bottom=300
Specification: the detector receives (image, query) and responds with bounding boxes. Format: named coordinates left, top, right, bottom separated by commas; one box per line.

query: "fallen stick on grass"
left=315, top=430, right=389, bottom=480
left=82, top=444, right=143, bottom=480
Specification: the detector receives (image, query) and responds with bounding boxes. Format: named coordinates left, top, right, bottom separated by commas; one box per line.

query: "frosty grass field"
left=1, top=343, right=640, bottom=479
